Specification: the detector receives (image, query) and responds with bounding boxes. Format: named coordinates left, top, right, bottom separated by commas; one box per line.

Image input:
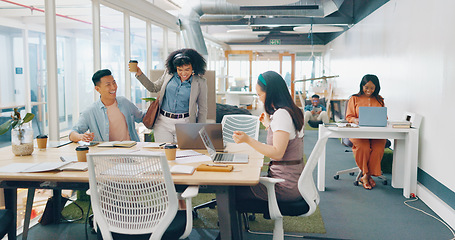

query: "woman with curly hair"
left=133, top=48, right=207, bottom=143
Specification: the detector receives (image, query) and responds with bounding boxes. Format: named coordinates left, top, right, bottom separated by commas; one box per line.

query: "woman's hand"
left=259, top=112, right=270, bottom=129
left=232, top=131, right=251, bottom=144
left=352, top=118, right=359, bottom=125
left=135, top=66, right=143, bottom=77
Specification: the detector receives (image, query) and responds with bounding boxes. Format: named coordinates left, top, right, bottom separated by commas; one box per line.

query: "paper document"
left=97, top=141, right=137, bottom=148
left=170, top=165, right=195, bottom=174
left=59, top=162, right=88, bottom=171
left=0, top=162, right=71, bottom=173
left=175, top=154, right=211, bottom=164
left=176, top=150, right=204, bottom=158
left=143, top=142, right=166, bottom=148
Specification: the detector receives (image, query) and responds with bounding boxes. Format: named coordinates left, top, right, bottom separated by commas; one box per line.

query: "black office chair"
left=236, top=135, right=330, bottom=239
left=0, top=209, right=13, bottom=238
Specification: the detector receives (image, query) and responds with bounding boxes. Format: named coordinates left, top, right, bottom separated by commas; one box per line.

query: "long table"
left=318, top=125, right=419, bottom=198
left=0, top=142, right=264, bottom=240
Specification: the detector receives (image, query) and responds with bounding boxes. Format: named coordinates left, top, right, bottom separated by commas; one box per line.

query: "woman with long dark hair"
left=346, top=74, right=386, bottom=190
left=233, top=70, right=305, bottom=202
left=132, top=48, right=207, bottom=143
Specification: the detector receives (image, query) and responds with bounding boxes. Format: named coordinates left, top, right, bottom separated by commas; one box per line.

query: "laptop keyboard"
left=214, top=153, right=234, bottom=162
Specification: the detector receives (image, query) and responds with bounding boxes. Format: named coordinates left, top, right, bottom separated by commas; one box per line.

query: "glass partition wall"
left=0, top=0, right=186, bottom=233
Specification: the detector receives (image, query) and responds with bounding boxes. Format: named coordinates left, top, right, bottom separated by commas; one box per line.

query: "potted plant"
left=0, top=108, right=35, bottom=156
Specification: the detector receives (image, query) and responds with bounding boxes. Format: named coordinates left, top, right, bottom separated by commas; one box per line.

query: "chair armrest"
left=259, top=177, right=285, bottom=220
left=259, top=177, right=285, bottom=185
left=180, top=185, right=199, bottom=199
left=180, top=186, right=199, bottom=239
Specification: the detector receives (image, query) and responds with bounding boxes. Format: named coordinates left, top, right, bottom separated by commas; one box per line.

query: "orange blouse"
left=346, top=95, right=384, bottom=123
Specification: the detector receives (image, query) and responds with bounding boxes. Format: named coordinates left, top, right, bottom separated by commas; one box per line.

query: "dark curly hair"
left=165, top=48, right=206, bottom=75
left=353, top=74, right=384, bottom=106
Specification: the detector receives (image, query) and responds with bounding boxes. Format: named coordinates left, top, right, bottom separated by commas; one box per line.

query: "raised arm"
left=134, top=66, right=165, bottom=93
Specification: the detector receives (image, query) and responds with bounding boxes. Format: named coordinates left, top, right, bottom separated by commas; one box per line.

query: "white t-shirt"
left=270, top=108, right=304, bottom=140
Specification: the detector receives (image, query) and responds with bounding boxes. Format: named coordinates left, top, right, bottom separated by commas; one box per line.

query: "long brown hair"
left=258, top=71, right=304, bottom=131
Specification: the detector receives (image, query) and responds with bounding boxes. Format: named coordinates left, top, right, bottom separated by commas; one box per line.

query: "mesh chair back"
left=87, top=153, right=178, bottom=238
left=298, top=134, right=329, bottom=217
left=221, top=114, right=260, bottom=145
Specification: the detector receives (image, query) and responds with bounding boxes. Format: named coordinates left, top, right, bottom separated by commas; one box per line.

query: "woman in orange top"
left=345, top=74, right=386, bottom=190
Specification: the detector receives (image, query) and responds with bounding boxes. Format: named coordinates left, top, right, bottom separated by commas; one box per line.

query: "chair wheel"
left=383, top=180, right=388, bottom=185
left=353, top=181, right=359, bottom=186
left=333, top=175, right=339, bottom=180
left=248, top=214, right=256, bottom=221
left=349, top=172, right=355, bottom=176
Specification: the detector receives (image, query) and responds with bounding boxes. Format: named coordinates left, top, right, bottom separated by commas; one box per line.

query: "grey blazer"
left=136, top=71, right=207, bottom=123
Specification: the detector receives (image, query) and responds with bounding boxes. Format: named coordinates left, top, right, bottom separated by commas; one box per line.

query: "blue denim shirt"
left=70, top=96, right=144, bottom=142
left=160, top=73, right=192, bottom=114
left=304, top=103, right=326, bottom=112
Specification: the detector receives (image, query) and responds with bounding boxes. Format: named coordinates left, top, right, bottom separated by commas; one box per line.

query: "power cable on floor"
left=404, top=196, right=455, bottom=240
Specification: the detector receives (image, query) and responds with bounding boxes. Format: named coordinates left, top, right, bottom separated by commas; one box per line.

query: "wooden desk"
left=0, top=142, right=263, bottom=240
left=318, top=125, right=419, bottom=198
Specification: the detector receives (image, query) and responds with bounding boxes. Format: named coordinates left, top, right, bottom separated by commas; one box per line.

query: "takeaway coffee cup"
left=36, top=135, right=48, bottom=149
left=164, top=144, right=177, bottom=161
left=129, top=60, right=138, bottom=72
left=76, top=146, right=89, bottom=162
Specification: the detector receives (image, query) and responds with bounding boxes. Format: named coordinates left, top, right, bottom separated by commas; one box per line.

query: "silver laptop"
left=175, top=123, right=224, bottom=150
left=199, top=127, right=249, bottom=164
left=359, top=107, right=387, bottom=127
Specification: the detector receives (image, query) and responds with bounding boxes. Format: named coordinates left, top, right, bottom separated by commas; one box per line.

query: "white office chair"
left=87, top=152, right=198, bottom=240
left=236, top=134, right=330, bottom=240
left=221, top=114, right=260, bottom=145
left=193, top=114, right=260, bottom=216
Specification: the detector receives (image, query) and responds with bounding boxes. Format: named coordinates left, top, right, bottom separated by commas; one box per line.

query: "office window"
left=0, top=26, right=24, bottom=109
left=151, top=24, right=164, bottom=70
left=28, top=31, right=47, bottom=136
left=130, top=16, right=147, bottom=109
left=0, top=1, right=47, bottom=144
left=168, top=30, right=178, bottom=54
left=100, top=5, right=125, bottom=96
left=55, top=0, right=93, bottom=130
left=227, top=54, right=251, bottom=92
left=296, top=54, right=323, bottom=95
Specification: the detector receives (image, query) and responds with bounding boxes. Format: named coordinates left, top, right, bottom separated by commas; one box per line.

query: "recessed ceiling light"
left=293, top=25, right=345, bottom=33
left=227, top=29, right=270, bottom=35
left=226, top=0, right=298, bottom=6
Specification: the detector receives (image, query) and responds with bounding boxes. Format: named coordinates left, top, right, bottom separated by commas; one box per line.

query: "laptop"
left=175, top=123, right=224, bottom=150
left=359, top=107, right=387, bottom=127
left=198, top=127, right=249, bottom=164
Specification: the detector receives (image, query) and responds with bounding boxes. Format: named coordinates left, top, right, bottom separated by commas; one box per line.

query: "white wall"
left=325, top=0, right=455, bottom=193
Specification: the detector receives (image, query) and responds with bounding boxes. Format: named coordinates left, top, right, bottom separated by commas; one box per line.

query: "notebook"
left=198, top=127, right=248, bottom=164
left=175, top=123, right=224, bottom=150
left=359, top=107, right=387, bottom=127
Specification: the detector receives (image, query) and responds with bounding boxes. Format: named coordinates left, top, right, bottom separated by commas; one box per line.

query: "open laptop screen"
left=359, top=107, right=387, bottom=127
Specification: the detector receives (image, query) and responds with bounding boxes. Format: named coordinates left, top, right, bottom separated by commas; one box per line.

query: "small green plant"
left=141, top=97, right=156, bottom=102
left=0, top=108, right=35, bottom=136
